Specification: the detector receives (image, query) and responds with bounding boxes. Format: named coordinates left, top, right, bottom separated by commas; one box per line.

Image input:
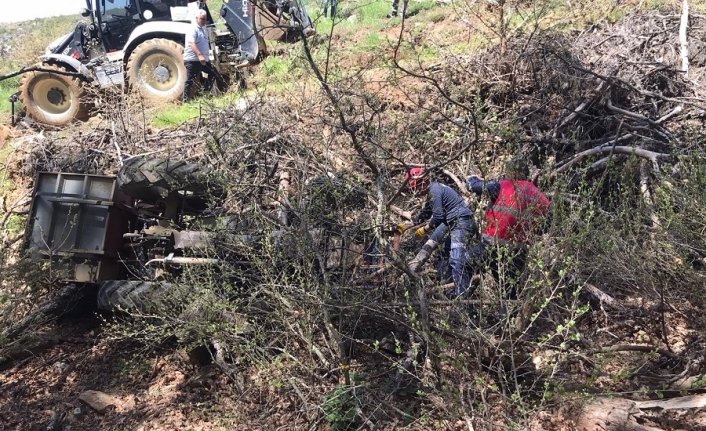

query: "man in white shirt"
left=183, top=9, right=216, bottom=102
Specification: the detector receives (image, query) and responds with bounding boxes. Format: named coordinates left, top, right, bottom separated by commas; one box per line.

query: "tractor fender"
left=38, top=53, right=92, bottom=80
left=123, top=21, right=192, bottom=59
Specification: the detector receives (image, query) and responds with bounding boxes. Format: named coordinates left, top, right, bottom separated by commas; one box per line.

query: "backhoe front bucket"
left=220, top=0, right=262, bottom=61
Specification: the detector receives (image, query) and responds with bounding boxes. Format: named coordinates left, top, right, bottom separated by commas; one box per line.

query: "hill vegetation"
left=1, top=0, right=706, bottom=430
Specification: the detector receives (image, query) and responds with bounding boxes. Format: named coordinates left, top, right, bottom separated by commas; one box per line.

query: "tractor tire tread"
left=19, top=63, right=91, bottom=126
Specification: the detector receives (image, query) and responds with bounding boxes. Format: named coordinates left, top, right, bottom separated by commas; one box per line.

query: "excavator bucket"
left=252, top=0, right=286, bottom=41
left=249, top=0, right=314, bottom=42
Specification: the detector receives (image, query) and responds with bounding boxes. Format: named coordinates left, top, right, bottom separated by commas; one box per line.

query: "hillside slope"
left=1, top=1, right=706, bottom=430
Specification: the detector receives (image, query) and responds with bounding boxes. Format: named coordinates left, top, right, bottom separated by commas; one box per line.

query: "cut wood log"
left=576, top=398, right=665, bottom=431
left=636, top=394, right=706, bottom=410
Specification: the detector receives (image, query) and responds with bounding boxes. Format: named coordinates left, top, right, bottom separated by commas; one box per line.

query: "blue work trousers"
left=446, top=216, right=475, bottom=299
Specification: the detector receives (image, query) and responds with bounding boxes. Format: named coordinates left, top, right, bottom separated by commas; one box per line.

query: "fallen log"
left=576, top=398, right=664, bottom=431
left=1, top=283, right=85, bottom=342
left=636, top=394, right=706, bottom=410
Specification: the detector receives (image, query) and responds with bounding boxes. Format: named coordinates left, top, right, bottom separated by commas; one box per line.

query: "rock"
left=53, top=361, right=69, bottom=374
left=78, top=390, right=119, bottom=414
left=67, top=406, right=86, bottom=424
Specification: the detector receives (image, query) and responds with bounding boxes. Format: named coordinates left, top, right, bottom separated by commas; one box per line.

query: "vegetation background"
left=0, top=0, right=705, bottom=429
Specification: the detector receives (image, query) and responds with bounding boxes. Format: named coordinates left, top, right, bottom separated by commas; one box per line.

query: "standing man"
left=466, top=159, right=550, bottom=300
left=399, top=168, right=478, bottom=299
left=387, top=0, right=408, bottom=18
left=183, top=9, right=216, bottom=103
left=321, top=0, right=336, bottom=19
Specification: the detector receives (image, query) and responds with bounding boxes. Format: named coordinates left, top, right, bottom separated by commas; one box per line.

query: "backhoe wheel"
left=19, top=63, right=91, bottom=126
left=97, top=280, right=171, bottom=311
left=126, top=38, right=185, bottom=102
left=117, top=157, right=222, bottom=203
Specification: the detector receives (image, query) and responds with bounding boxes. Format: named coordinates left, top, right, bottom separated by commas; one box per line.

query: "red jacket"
left=483, top=180, right=549, bottom=243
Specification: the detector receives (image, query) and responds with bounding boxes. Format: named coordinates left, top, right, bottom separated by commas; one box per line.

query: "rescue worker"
left=466, top=159, right=550, bottom=300
left=399, top=168, right=478, bottom=299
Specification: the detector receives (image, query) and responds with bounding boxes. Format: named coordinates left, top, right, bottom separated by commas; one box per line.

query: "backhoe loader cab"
left=16, top=0, right=313, bottom=127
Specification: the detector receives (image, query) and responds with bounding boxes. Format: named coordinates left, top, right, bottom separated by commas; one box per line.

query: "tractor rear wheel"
left=126, top=38, right=185, bottom=102
left=97, top=280, right=172, bottom=311
left=19, top=63, right=91, bottom=126
left=117, top=157, right=222, bottom=203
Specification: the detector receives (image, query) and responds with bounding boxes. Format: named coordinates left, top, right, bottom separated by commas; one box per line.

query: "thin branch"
left=553, top=145, right=669, bottom=175
left=0, top=66, right=87, bottom=83
left=588, top=344, right=682, bottom=362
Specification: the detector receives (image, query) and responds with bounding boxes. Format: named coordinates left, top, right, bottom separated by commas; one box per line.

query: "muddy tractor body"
left=15, top=0, right=313, bottom=126
left=23, top=159, right=241, bottom=310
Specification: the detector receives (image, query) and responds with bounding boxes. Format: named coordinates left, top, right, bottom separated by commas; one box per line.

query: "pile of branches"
left=440, top=11, right=706, bottom=169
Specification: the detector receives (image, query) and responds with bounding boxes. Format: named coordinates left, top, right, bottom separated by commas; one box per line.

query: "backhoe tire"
left=97, top=280, right=171, bottom=311
left=19, top=63, right=91, bottom=127
left=117, top=157, right=221, bottom=203
left=126, top=38, right=185, bottom=102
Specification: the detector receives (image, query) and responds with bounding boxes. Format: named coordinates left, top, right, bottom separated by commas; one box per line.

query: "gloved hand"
left=397, top=222, right=409, bottom=234
left=415, top=226, right=427, bottom=239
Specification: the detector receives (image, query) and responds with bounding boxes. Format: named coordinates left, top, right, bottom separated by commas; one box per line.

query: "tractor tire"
left=126, top=38, right=185, bottom=102
left=97, top=280, right=172, bottom=311
left=19, top=63, right=91, bottom=126
left=117, top=157, right=221, bottom=203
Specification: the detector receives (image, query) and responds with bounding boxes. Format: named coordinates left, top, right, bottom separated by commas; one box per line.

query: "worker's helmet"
left=405, top=167, right=429, bottom=194
left=504, top=158, right=530, bottom=180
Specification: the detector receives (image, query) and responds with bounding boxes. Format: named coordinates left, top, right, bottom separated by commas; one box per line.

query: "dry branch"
left=553, top=145, right=670, bottom=174
left=588, top=344, right=681, bottom=362
left=442, top=168, right=469, bottom=195
left=640, top=160, right=661, bottom=239
left=680, top=0, right=690, bottom=75
left=584, top=283, right=621, bottom=309
left=0, top=66, right=86, bottom=83
left=551, top=79, right=608, bottom=137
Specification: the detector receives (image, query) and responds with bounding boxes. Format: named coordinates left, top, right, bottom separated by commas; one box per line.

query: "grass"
left=0, top=78, right=21, bottom=122
left=152, top=104, right=197, bottom=128
left=260, top=56, right=291, bottom=77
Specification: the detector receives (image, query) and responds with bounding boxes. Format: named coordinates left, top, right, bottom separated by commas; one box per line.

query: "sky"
left=2, top=0, right=86, bottom=24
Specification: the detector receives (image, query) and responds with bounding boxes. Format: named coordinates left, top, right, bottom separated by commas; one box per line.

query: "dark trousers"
left=183, top=61, right=216, bottom=102
left=470, top=240, right=527, bottom=300
left=322, top=0, right=336, bottom=17
left=390, top=0, right=408, bottom=16
left=445, top=217, right=476, bottom=299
